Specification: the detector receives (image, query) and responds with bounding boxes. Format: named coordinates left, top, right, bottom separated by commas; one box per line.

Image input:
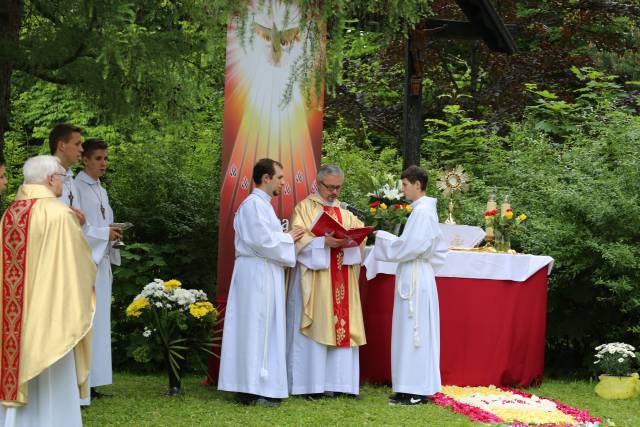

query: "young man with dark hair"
left=48, top=123, right=83, bottom=157
left=218, top=158, right=305, bottom=407
left=374, top=165, right=448, bottom=405
left=49, top=123, right=85, bottom=224
left=252, top=158, right=283, bottom=185
left=74, top=138, right=123, bottom=404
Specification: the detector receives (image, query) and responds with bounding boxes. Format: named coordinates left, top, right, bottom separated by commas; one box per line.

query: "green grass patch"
left=82, top=374, right=640, bottom=426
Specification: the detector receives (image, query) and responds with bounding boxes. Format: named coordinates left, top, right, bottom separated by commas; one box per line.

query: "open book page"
left=310, top=211, right=373, bottom=247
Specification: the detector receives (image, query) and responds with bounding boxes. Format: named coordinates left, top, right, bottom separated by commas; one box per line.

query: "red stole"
left=1, top=199, right=37, bottom=401
left=323, top=206, right=351, bottom=347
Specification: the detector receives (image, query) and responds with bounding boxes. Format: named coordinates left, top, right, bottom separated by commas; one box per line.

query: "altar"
left=359, top=248, right=554, bottom=387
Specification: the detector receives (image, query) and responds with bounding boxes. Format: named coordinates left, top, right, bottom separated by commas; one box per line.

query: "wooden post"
left=402, top=31, right=423, bottom=169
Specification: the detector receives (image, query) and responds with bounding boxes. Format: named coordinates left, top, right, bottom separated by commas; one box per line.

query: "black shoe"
left=388, top=393, right=406, bottom=404
left=164, top=386, right=182, bottom=397
left=235, top=393, right=255, bottom=404
left=91, top=388, right=113, bottom=399
left=390, top=394, right=428, bottom=406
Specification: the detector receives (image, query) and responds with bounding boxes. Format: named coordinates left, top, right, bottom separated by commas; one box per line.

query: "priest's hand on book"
left=325, top=231, right=348, bottom=248
left=288, top=226, right=306, bottom=242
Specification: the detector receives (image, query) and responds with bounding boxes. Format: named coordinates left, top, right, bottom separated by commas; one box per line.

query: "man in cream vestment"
left=0, top=155, right=96, bottom=426
left=286, top=165, right=366, bottom=398
left=218, top=159, right=304, bottom=407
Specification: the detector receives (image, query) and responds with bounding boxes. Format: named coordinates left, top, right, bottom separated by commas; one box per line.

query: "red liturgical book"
left=310, top=211, right=373, bottom=248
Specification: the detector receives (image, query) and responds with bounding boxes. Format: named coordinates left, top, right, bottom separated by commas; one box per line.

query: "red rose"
left=484, top=209, right=498, bottom=216
left=506, top=208, right=513, bottom=212
left=490, top=209, right=498, bottom=215
left=394, top=203, right=402, bottom=209
left=370, top=201, right=381, bottom=208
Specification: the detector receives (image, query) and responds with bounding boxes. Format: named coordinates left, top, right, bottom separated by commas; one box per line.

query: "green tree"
left=0, top=0, right=228, bottom=149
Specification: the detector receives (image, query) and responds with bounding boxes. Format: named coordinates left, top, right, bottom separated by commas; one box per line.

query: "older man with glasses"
left=286, top=165, right=367, bottom=400
left=0, top=155, right=96, bottom=426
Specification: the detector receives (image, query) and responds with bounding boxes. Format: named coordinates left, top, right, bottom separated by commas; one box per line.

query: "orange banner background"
left=216, top=1, right=324, bottom=303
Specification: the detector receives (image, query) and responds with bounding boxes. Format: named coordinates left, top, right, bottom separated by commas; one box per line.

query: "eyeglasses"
left=52, top=173, right=70, bottom=182
left=318, top=181, right=342, bottom=192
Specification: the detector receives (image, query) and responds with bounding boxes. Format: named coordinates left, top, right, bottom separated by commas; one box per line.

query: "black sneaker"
left=234, top=392, right=255, bottom=404
left=388, top=393, right=406, bottom=405
left=391, top=394, right=428, bottom=406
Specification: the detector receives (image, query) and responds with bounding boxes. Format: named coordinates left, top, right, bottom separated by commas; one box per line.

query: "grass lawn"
left=82, top=373, right=640, bottom=426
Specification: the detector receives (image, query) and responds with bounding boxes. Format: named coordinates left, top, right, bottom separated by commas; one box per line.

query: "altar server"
left=218, top=158, right=304, bottom=407
left=74, top=139, right=122, bottom=403
left=374, top=165, right=448, bottom=405
left=49, top=123, right=85, bottom=223
left=0, top=155, right=96, bottom=426
left=286, top=165, right=366, bottom=399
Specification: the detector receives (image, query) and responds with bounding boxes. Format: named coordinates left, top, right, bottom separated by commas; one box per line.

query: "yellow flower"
left=484, top=215, right=492, bottom=222
left=189, top=301, right=216, bottom=319
left=126, top=297, right=150, bottom=317
left=505, top=211, right=514, bottom=220
left=517, top=213, right=527, bottom=222
left=405, top=205, right=413, bottom=213
left=163, top=279, right=182, bottom=290
left=369, top=207, right=377, bottom=215
left=380, top=203, right=387, bottom=210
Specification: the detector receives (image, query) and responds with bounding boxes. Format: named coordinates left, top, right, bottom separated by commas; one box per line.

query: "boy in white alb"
left=373, top=165, right=448, bottom=405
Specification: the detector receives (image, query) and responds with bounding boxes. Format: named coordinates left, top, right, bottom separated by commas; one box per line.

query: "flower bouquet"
left=366, top=175, right=411, bottom=235
left=483, top=208, right=527, bottom=252
left=593, top=342, right=640, bottom=399
left=126, top=278, right=221, bottom=395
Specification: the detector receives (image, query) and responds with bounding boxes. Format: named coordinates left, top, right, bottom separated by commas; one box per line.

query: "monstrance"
left=436, top=165, right=469, bottom=224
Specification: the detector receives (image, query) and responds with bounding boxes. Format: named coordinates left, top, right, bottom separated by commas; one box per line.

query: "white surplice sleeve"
left=374, top=207, right=445, bottom=266
left=297, top=237, right=330, bottom=270
left=83, top=224, right=111, bottom=265
left=342, top=247, right=361, bottom=266
left=235, top=198, right=296, bottom=267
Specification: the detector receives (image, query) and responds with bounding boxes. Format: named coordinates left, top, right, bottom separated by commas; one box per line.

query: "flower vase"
left=392, top=223, right=402, bottom=236
left=494, top=230, right=511, bottom=253
left=165, top=351, right=182, bottom=396
left=594, top=373, right=640, bottom=399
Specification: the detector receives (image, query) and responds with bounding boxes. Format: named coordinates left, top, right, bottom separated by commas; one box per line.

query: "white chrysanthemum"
left=168, top=288, right=196, bottom=307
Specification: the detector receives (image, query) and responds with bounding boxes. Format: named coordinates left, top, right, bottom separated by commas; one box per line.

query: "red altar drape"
left=359, top=267, right=548, bottom=387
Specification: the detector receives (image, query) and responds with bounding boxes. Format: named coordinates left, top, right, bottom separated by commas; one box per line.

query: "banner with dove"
left=216, top=0, right=325, bottom=302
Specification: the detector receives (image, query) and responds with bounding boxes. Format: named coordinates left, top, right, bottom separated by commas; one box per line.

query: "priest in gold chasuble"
left=0, top=156, right=96, bottom=427
left=286, top=165, right=366, bottom=397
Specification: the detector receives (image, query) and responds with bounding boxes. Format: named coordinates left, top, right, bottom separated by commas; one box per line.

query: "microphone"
left=340, top=202, right=367, bottom=221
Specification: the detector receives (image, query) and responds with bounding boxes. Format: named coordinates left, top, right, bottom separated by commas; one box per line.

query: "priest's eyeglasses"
left=318, top=181, right=342, bottom=192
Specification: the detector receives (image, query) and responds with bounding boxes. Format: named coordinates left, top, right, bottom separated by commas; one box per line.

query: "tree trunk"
left=0, top=0, right=23, bottom=155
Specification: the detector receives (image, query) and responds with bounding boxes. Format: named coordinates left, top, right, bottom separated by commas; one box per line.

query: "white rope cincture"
left=397, top=259, right=421, bottom=347
left=260, top=259, right=271, bottom=379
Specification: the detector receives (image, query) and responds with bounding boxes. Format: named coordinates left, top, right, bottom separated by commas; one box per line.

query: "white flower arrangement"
left=594, top=342, right=637, bottom=376
left=366, top=174, right=404, bottom=202
left=133, top=279, right=208, bottom=312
